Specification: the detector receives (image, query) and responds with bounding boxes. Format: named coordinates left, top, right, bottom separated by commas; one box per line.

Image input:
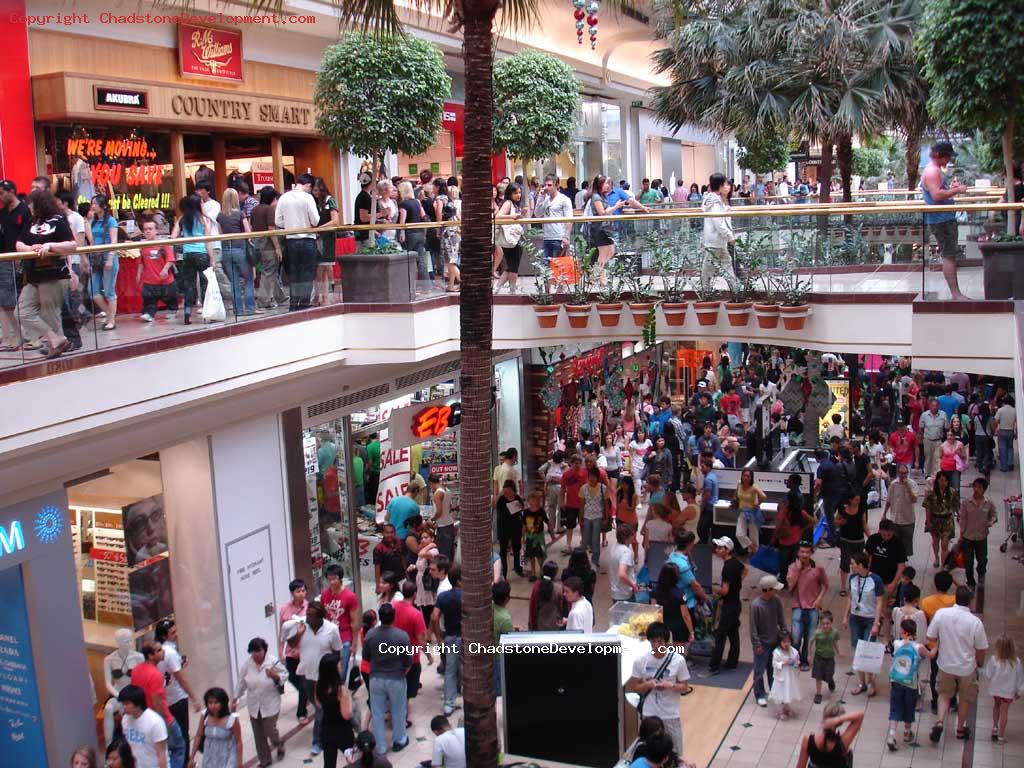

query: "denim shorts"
left=89, top=254, right=119, bottom=300
left=889, top=683, right=918, bottom=724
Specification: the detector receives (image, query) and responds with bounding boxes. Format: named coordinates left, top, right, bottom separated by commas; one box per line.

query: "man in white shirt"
left=285, top=602, right=342, bottom=756
left=533, top=175, right=574, bottom=262
left=994, top=395, right=1017, bottom=472
left=563, top=576, right=593, bottom=632
left=119, top=684, right=168, bottom=768
left=608, top=523, right=638, bottom=601
left=926, top=586, right=988, bottom=743
left=919, top=398, right=949, bottom=476
left=701, top=173, right=735, bottom=285
left=155, top=619, right=198, bottom=747
left=430, top=715, right=466, bottom=768
left=195, top=180, right=233, bottom=306
left=626, top=622, right=691, bottom=754
left=275, top=173, right=320, bottom=312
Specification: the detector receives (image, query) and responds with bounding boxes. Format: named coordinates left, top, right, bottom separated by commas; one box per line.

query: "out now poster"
left=0, top=567, right=47, bottom=766
left=374, top=444, right=410, bottom=524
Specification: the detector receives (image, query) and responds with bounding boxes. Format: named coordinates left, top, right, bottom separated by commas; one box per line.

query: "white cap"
left=712, top=536, right=734, bottom=551
left=758, top=575, right=784, bottom=591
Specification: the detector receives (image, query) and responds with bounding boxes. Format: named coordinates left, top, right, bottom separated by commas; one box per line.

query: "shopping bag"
left=551, top=255, right=580, bottom=286
left=749, top=545, right=780, bottom=574
left=201, top=267, right=226, bottom=322
left=852, top=639, right=886, bottom=674
left=812, top=513, right=830, bottom=546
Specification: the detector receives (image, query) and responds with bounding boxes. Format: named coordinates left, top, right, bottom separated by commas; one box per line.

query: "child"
left=521, top=491, right=550, bottom=580
left=135, top=218, right=178, bottom=321
left=770, top=629, right=801, bottom=719
left=887, top=618, right=936, bottom=750
left=983, top=634, right=1024, bottom=742
left=892, top=584, right=927, bottom=654
left=811, top=611, right=840, bottom=704
left=895, top=566, right=916, bottom=608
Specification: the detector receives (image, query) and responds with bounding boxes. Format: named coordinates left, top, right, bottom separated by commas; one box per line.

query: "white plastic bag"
left=852, top=639, right=885, bottom=674
left=201, top=266, right=226, bottom=322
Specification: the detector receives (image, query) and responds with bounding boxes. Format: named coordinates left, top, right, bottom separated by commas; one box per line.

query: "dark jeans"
left=998, top=429, right=1015, bottom=472
left=286, top=238, right=317, bottom=311
left=169, top=697, right=190, bottom=749
left=777, top=543, right=798, bottom=585
left=285, top=656, right=309, bottom=718
left=961, top=537, right=988, bottom=586
left=62, top=264, right=82, bottom=345
left=498, top=520, right=523, bottom=577
left=710, top=604, right=741, bottom=671
left=821, top=493, right=840, bottom=543
left=177, top=251, right=209, bottom=313
left=975, top=434, right=993, bottom=473
left=697, top=502, right=714, bottom=544
left=142, top=283, right=179, bottom=316
left=752, top=642, right=776, bottom=699
left=542, top=239, right=566, bottom=261
left=791, top=607, right=818, bottom=667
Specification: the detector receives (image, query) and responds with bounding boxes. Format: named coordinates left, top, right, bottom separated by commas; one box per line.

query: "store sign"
left=94, top=86, right=149, bottom=114
left=64, top=134, right=169, bottom=208
left=0, top=504, right=64, bottom=566
left=178, top=23, right=243, bottom=82
left=374, top=445, right=411, bottom=524
left=388, top=396, right=461, bottom=450
left=0, top=568, right=47, bottom=766
left=251, top=161, right=274, bottom=192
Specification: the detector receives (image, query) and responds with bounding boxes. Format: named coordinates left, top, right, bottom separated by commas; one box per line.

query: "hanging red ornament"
left=574, top=9, right=586, bottom=20
left=587, top=14, right=598, bottom=25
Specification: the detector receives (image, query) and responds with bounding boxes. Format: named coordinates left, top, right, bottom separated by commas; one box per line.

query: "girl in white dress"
left=770, top=630, right=801, bottom=720
left=983, top=634, right=1024, bottom=742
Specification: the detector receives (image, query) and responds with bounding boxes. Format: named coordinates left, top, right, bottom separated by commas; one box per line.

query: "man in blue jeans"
left=815, top=450, right=842, bottom=544
left=364, top=603, right=412, bottom=754
left=786, top=542, right=829, bottom=670
left=995, top=396, right=1017, bottom=472
left=431, top=566, right=463, bottom=716
left=749, top=575, right=787, bottom=706
left=533, top=175, right=573, bottom=262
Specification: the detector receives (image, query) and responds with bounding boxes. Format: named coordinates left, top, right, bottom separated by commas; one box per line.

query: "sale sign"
left=179, top=23, right=243, bottom=82
left=374, top=445, right=411, bottom=524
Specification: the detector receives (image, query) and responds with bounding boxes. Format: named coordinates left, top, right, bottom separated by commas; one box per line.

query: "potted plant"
left=978, top=234, right=1024, bottom=300
left=624, top=242, right=658, bottom=327
left=564, top=237, right=594, bottom=329
left=724, top=236, right=763, bottom=327
left=654, top=236, right=689, bottom=327
left=775, top=253, right=813, bottom=330
left=527, top=242, right=560, bottom=327
left=595, top=256, right=625, bottom=327
left=691, top=249, right=722, bottom=326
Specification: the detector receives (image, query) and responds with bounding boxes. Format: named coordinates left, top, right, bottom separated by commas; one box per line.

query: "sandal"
left=851, top=684, right=867, bottom=696
left=102, top=322, right=116, bottom=331
left=679, top=686, right=693, bottom=696
left=46, top=338, right=70, bottom=359
left=839, top=590, right=848, bottom=598
left=956, top=726, right=970, bottom=740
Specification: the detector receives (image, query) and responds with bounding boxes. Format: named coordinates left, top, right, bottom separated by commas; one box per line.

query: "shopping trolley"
left=999, top=495, right=1022, bottom=553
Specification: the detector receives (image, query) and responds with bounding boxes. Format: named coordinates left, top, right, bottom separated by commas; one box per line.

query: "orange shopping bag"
left=550, top=255, right=579, bottom=286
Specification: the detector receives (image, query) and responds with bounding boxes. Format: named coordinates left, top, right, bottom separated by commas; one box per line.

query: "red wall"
left=0, top=0, right=36, bottom=187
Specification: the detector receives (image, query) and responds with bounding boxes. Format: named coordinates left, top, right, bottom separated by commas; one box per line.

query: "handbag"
left=851, top=639, right=886, bottom=674
left=636, top=650, right=675, bottom=715
left=749, top=544, right=780, bottom=574
left=954, top=452, right=967, bottom=472
left=812, top=513, right=830, bottom=546
left=495, top=222, right=523, bottom=249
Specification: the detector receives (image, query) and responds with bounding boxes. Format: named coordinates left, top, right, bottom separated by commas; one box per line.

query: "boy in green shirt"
left=492, top=580, right=514, bottom=697
left=811, top=611, right=841, bottom=703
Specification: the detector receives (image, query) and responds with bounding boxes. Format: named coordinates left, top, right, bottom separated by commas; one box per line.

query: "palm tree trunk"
left=460, top=6, right=500, bottom=768
left=1003, top=115, right=1017, bottom=234
left=837, top=134, right=853, bottom=203
left=818, top=143, right=833, bottom=204
left=906, top=131, right=921, bottom=191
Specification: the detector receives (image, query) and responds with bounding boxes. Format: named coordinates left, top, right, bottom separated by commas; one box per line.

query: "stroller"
left=999, top=495, right=1022, bottom=554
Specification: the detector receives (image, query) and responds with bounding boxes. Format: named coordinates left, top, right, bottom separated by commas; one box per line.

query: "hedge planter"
left=694, top=301, right=721, bottom=326
left=725, top=302, right=752, bottom=327
left=533, top=304, right=560, bottom=328
left=628, top=302, right=657, bottom=327
left=754, top=303, right=780, bottom=329
left=780, top=304, right=810, bottom=330
left=661, top=301, right=688, bottom=327
left=565, top=304, right=592, bottom=329
left=596, top=303, right=624, bottom=327
left=979, top=240, right=1024, bottom=299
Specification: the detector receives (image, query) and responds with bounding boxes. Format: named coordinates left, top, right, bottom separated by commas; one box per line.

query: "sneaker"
left=698, top=669, right=721, bottom=678
left=813, top=694, right=822, bottom=704
left=393, top=739, right=409, bottom=752
left=140, top=313, right=154, bottom=322
left=799, top=664, right=810, bottom=672
left=904, top=730, right=914, bottom=743
left=756, top=697, right=768, bottom=707
left=828, top=681, right=836, bottom=692
left=311, top=744, right=322, bottom=756
left=887, top=734, right=898, bottom=752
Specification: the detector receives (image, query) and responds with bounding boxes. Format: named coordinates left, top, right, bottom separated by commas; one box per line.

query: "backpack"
left=421, top=568, right=438, bottom=593
left=889, top=642, right=920, bottom=687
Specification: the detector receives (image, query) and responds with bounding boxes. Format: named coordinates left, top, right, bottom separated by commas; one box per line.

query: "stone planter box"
left=980, top=240, right=1024, bottom=300
left=339, top=250, right=418, bottom=303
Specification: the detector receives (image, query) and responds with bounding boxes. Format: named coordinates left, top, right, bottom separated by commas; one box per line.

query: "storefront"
left=396, top=101, right=509, bottom=184
left=28, top=26, right=338, bottom=211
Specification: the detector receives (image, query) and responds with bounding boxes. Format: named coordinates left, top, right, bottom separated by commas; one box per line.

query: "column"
left=0, top=5, right=36, bottom=187
left=213, top=135, right=227, bottom=199
left=170, top=131, right=187, bottom=203
left=271, top=136, right=285, bottom=191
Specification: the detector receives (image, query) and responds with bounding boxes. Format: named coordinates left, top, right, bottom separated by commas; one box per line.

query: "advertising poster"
left=0, top=567, right=47, bottom=766
left=374, top=444, right=411, bottom=524
left=128, top=557, right=174, bottom=631
left=818, top=380, right=850, bottom=444
left=121, top=494, right=167, bottom=567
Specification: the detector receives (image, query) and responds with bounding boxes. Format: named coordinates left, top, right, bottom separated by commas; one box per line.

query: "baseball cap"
left=758, top=575, right=784, bottom=591
left=711, top=536, right=734, bottom=551
left=0, top=179, right=16, bottom=192
left=697, top=380, right=708, bottom=389
left=931, top=141, right=956, bottom=158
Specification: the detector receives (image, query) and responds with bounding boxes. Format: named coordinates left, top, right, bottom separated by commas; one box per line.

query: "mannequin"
left=103, top=628, right=144, bottom=745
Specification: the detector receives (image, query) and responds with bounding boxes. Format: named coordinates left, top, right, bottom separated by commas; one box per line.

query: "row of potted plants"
left=529, top=232, right=814, bottom=331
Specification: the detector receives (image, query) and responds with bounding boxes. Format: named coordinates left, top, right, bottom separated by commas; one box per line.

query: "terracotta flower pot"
left=780, top=304, right=810, bottom=330
left=596, top=303, right=623, bottom=327
left=533, top=304, right=560, bottom=328
left=754, top=303, right=780, bottom=329
left=725, top=302, right=752, bottom=327
left=693, top=301, right=721, bottom=326
left=628, top=302, right=657, bottom=327
left=661, top=301, right=688, bottom=327
left=565, top=304, right=592, bottom=329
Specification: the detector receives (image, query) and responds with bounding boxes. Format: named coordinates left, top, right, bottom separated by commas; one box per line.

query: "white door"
left=225, top=526, right=277, bottom=683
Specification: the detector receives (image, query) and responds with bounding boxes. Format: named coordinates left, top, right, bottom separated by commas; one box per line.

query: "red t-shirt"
left=393, top=600, right=427, bottom=663
left=320, top=587, right=358, bottom=642
left=131, top=661, right=173, bottom=726
left=888, top=429, right=917, bottom=465
left=139, top=244, right=175, bottom=286
left=909, top=399, right=924, bottom=434
left=560, top=467, right=588, bottom=509
left=720, top=392, right=741, bottom=417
